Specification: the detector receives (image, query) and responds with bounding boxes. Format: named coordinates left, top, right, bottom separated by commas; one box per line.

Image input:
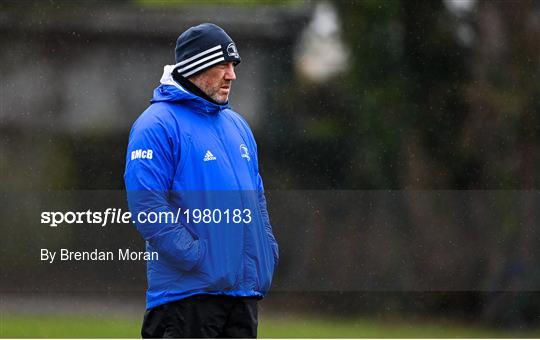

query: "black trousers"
left=141, top=294, right=258, bottom=338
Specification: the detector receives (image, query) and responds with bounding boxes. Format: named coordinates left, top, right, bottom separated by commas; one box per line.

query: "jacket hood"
left=151, top=64, right=230, bottom=114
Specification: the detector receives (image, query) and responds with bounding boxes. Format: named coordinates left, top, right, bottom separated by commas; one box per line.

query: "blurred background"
left=1, top=0, right=540, bottom=337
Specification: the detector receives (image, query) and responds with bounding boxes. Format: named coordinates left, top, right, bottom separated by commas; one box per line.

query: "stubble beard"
left=200, top=80, right=231, bottom=104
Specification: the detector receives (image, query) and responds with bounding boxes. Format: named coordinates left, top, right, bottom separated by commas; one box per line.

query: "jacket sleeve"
left=124, top=117, right=205, bottom=271
left=254, top=148, right=279, bottom=267
left=258, top=175, right=279, bottom=267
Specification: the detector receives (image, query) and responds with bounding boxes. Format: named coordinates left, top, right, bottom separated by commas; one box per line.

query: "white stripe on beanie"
left=174, top=44, right=227, bottom=77
left=177, top=51, right=223, bottom=73
left=182, top=57, right=225, bottom=77
left=176, top=45, right=221, bottom=67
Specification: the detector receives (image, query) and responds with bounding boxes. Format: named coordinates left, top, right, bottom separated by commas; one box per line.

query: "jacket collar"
left=154, top=64, right=230, bottom=115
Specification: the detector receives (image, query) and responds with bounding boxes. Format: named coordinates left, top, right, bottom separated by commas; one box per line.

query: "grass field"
left=2, top=314, right=539, bottom=338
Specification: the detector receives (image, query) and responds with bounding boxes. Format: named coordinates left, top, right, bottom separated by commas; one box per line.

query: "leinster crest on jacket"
left=239, top=144, right=250, bottom=161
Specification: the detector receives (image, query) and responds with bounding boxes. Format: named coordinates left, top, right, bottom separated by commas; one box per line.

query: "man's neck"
left=172, top=69, right=225, bottom=106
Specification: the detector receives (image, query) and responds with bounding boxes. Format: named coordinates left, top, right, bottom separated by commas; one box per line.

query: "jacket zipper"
left=211, top=111, right=247, bottom=291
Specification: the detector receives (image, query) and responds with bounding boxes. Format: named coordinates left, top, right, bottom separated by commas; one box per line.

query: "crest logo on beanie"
left=227, top=43, right=239, bottom=59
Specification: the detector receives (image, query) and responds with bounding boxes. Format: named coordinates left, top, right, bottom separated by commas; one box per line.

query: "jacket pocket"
left=192, top=238, right=208, bottom=272
left=194, top=237, right=240, bottom=291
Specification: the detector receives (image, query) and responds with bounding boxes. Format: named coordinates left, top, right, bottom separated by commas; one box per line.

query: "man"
left=124, top=23, right=278, bottom=338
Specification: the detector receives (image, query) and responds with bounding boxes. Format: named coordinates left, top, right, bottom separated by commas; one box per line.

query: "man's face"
left=188, top=61, right=237, bottom=104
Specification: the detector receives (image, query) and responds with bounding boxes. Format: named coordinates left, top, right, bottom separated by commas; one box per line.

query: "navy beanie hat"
left=174, top=23, right=241, bottom=78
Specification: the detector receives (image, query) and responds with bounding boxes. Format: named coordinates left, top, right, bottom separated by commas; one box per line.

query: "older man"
left=124, top=23, right=278, bottom=338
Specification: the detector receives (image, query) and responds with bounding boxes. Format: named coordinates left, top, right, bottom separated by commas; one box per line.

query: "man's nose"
left=224, top=63, right=236, bottom=80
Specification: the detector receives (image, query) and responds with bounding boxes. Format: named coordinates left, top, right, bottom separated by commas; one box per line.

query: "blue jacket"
left=124, top=66, right=278, bottom=309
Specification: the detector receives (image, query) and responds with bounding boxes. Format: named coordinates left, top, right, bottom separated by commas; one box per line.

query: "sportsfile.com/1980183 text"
left=40, top=208, right=252, bottom=227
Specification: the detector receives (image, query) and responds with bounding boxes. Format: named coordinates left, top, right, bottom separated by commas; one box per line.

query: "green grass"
left=259, top=315, right=540, bottom=338
left=1, top=314, right=539, bottom=338
left=1, top=315, right=141, bottom=338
